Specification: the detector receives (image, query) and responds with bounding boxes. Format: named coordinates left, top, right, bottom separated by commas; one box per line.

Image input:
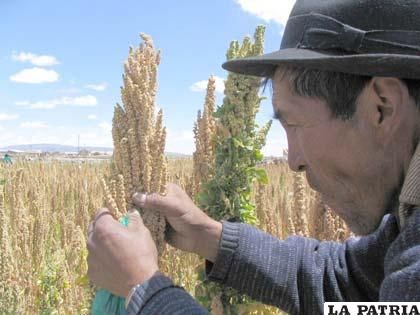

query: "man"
left=87, top=0, right=420, bottom=314
left=3, top=153, right=12, bottom=165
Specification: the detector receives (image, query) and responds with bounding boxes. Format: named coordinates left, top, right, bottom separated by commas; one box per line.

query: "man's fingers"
left=133, top=192, right=166, bottom=211
left=94, top=208, right=114, bottom=223
left=132, top=183, right=190, bottom=217
left=132, top=183, right=181, bottom=210
left=92, top=208, right=120, bottom=237
left=87, top=222, right=95, bottom=249
left=132, top=192, right=147, bottom=207
left=127, top=208, right=144, bottom=230
left=87, top=222, right=94, bottom=236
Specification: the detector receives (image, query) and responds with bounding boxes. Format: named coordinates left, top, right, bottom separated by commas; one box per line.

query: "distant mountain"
left=0, top=144, right=191, bottom=157
left=0, top=144, right=113, bottom=153
left=165, top=152, right=191, bottom=158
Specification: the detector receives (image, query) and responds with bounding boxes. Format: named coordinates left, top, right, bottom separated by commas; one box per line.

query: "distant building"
left=78, top=149, right=90, bottom=157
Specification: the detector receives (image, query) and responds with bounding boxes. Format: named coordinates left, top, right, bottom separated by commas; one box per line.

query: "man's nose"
left=287, top=143, right=306, bottom=172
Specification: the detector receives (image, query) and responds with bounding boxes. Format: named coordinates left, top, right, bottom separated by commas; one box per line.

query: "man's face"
left=272, top=69, right=407, bottom=235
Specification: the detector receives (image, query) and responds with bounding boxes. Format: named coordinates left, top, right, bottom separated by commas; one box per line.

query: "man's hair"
left=264, top=66, right=420, bottom=120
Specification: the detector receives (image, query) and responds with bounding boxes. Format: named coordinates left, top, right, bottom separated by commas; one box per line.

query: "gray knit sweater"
left=125, top=208, right=420, bottom=315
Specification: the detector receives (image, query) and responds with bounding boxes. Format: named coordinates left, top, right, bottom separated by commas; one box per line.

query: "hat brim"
left=222, top=48, right=420, bottom=80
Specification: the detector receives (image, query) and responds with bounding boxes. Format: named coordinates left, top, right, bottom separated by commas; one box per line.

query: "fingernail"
left=133, top=192, right=146, bottom=206
left=129, top=208, right=140, bottom=216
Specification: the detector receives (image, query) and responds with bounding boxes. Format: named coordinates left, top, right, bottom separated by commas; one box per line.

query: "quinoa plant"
left=195, top=25, right=273, bottom=314
left=198, top=25, right=272, bottom=225
left=93, top=33, right=168, bottom=315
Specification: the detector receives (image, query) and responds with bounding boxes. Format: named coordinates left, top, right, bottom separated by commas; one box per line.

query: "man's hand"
left=87, top=208, right=159, bottom=297
left=133, top=183, right=222, bottom=263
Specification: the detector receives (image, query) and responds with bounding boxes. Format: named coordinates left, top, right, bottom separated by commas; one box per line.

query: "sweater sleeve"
left=380, top=209, right=420, bottom=301
left=206, top=216, right=399, bottom=315
left=126, top=274, right=209, bottom=315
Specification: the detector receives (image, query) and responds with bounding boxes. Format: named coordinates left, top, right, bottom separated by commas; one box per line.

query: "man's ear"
left=369, top=77, right=408, bottom=131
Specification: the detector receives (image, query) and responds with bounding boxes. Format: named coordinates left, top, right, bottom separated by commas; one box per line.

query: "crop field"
left=0, top=157, right=350, bottom=314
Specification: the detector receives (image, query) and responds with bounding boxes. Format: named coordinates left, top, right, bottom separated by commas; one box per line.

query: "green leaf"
left=254, top=150, right=263, bottom=161
left=246, top=166, right=256, bottom=173
left=255, top=168, right=269, bottom=185
left=232, top=138, right=244, bottom=148
left=75, top=275, right=89, bottom=286
left=243, top=203, right=254, bottom=211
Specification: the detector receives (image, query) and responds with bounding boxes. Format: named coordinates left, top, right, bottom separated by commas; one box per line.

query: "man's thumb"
left=127, top=208, right=143, bottom=229
left=133, top=192, right=164, bottom=210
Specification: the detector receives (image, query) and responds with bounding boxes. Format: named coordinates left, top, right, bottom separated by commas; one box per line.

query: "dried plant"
left=0, top=154, right=352, bottom=314
left=193, top=76, right=217, bottom=196
left=311, top=192, right=352, bottom=242
left=108, top=33, right=168, bottom=254
left=0, top=160, right=103, bottom=314
left=292, top=172, right=309, bottom=237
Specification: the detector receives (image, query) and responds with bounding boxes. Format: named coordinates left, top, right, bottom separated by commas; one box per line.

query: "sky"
left=0, top=0, right=296, bottom=156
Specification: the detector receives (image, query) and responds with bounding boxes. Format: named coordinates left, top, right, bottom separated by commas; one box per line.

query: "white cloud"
left=190, top=76, right=225, bottom=94
left=15, top=101, right=30, bottom=106
left=0, top=132, right=60, bottom=146
left=85, top=82, right=108, bottom=91
left=78, top=132, right=98, bottom=140
left=260, top=124, right=287, bottom=156
left=16, top=95, right=97, bottom=109
left=163, top=126, right=286, bottom=156
left=63, top=131, right=112, bottom=147
left=20, top=121, right=48, bottom=128
left=10, top=67, right=59, bottom=84
left=12, top=52, right=60, bottom=66
left=98, top=122, right=112, bottom=132
left=0, top=113, right=19, bottom=121
left=169, top=130, right=194, bottom=142
left=0, top=132, right=17, bottom=144
left=165, top=128, right=194, bottom=154
left=0, top=126, right=4, bottom=131
left=88, top=114, right=97, bottom=120
left=235, top=0, right=296, bottom=26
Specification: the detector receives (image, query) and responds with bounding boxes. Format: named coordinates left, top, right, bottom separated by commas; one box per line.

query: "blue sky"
left=0, top=0, right=295, bottom=156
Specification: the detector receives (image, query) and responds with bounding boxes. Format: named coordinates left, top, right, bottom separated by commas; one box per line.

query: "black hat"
left=222, top=0, right=420, bottom=79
